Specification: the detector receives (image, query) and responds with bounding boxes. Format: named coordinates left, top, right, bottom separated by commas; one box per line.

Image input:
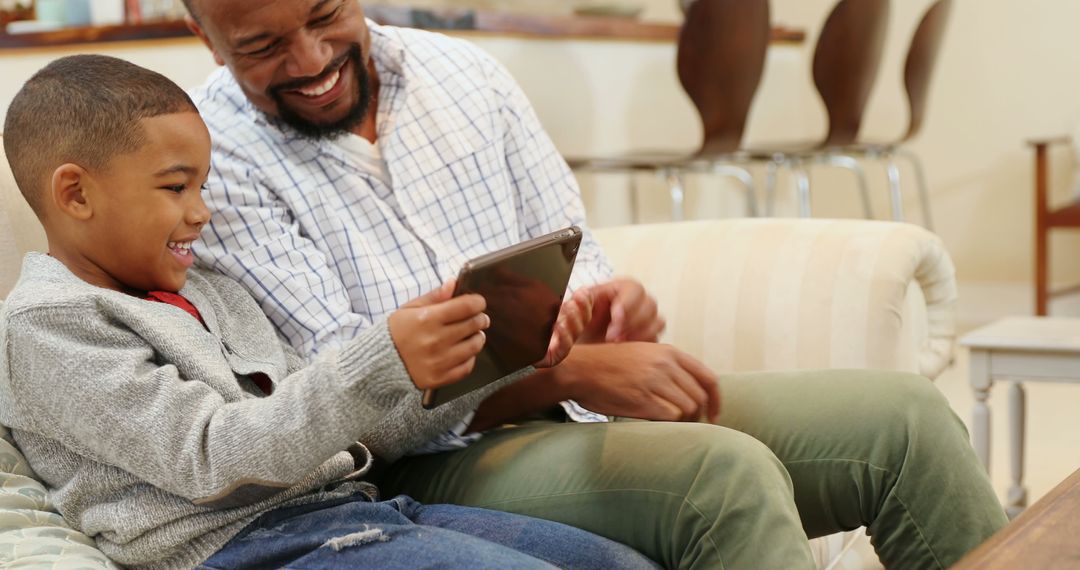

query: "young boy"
left=0, top=55, right=655, bottom=570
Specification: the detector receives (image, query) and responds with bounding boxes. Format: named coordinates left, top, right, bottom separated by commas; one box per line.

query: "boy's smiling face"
left=59, top=112, right=213, bottom=294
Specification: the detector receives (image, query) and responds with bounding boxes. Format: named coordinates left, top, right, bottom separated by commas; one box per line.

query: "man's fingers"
left=637, top=315, right=667, bottom=343
left=667, top=367, right=710, bottom=421
left=675, top=351, right=722, bottom=421
left=647, top=394, right=690, bottom=423
left=651, top=370, right=703, bottom=421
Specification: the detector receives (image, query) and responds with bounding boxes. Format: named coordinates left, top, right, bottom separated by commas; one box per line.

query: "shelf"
left=0, top=6, right=804, bottom=49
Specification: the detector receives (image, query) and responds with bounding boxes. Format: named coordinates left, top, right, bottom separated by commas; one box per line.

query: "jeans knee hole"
left=321, top=525, right=392, bottom=551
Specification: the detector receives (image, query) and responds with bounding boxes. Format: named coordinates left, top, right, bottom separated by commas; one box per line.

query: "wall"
left=2, top=0, right=1079, bottom=307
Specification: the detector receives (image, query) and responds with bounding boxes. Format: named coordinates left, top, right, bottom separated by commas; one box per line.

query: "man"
left=183, top=0, right=1008, bottom=567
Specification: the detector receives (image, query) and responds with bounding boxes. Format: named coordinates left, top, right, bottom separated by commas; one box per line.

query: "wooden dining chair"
left=1028, top=136, right=1080, bottom=316
left=833, top=0, right=953, bottom=230
left=564, top=0, right=771, bottom=221
left=748, top=0, right=891, bottom=218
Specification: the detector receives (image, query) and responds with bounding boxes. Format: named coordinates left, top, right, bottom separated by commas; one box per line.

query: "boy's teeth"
left=298, top=70, right=340, bottom=97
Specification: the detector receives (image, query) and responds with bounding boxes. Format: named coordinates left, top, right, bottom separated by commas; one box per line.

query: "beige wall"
left=1, top=0, right=1078, bottom=294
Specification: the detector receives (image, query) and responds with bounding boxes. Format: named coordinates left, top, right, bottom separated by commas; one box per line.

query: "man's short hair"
left=3, top=54, right=197, bottom=217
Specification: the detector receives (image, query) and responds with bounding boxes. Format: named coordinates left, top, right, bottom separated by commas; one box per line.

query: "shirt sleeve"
left=490, top=58, right=615, bottom=292
left=196, top=149, right=371, bottom=358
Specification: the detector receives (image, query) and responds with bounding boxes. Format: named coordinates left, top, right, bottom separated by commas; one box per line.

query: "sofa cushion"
left=0, top=425, right=119, bottom=569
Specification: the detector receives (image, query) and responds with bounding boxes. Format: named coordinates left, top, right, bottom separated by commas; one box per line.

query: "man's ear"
left=50, top=164, right=93, bottom=221
left=186, top=15, right=225, bottom=67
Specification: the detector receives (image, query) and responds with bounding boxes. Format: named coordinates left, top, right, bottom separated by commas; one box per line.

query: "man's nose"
left=286, top=30, right=333, bottom=79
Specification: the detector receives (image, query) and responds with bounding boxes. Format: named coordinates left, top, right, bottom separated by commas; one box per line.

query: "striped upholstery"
left=593, top=218, right=956, bottom=380
left=0, top=134, right=956, bottom=568
left=0, top=136, right=47, bottom=297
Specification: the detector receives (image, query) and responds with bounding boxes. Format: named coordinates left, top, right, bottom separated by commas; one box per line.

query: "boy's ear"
left=185, top=16, right=226, bottom=67
left=50, top=164, right=93, bottom=221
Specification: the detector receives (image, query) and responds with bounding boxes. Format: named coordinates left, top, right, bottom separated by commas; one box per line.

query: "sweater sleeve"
left=0, top=304, right=516, bottom=504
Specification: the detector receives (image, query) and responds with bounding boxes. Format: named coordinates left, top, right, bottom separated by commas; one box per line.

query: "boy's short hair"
left=2, top=54, right=198, bottom=217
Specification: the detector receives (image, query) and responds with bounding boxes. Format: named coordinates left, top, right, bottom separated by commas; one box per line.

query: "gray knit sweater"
left=0, top=253, right=525, bottom=569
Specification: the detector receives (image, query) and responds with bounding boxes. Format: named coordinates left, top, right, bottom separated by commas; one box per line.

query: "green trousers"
left=377, top=370, right=1007, bottom=569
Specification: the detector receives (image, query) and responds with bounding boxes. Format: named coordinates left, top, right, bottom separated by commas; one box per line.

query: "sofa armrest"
left=592, top=219, right=957, bottom=379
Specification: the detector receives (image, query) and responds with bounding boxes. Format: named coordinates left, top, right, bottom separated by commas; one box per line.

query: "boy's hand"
left=388, top=280, right=490, bottom=391
left=535, top=288, right=594, bottom=368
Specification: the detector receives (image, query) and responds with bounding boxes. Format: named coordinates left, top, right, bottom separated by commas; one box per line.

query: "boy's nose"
left=188, top=197, right=212, bottom=228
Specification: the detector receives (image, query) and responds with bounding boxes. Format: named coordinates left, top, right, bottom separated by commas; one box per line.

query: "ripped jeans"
left=197, top=493, right=659, bottom=569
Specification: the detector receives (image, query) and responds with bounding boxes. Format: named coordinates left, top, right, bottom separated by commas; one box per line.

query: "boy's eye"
left=162, top=184, right=186, bottom=193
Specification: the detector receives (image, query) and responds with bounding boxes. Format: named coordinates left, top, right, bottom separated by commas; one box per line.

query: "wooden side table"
left=952, top=468, right=1080, bottom=569
left=960, top=316, right=1080, bottom=518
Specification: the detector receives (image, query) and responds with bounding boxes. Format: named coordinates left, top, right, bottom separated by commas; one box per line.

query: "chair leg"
left=764, top=157, right=781, bottom=217
left=793, top=159, right=812, bottom=218
left=713, top=164, right=758, bottom=217
left=898, top=148, right=935, bottom=232
left=661, top=169, right=686, bottom=222
left=884, top=153, right=905, bottom=222
left=821, top=154, right=873, bottom=219
left=628, top=174, right=641, bottom=224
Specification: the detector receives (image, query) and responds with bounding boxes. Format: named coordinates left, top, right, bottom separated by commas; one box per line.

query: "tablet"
left=421, top=226, right=583, bottom=409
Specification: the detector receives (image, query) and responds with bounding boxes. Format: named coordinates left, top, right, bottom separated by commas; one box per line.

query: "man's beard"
left=268, top=44, right=371, bottom=140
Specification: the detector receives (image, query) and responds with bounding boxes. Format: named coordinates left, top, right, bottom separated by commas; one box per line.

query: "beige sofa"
left=0, top=135, right=957, bottom=568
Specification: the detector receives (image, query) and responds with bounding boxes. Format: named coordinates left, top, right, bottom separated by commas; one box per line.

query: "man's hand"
left=559, top=342, right=721, bottom=422
left=388, top=280, right=490, bottom=391
left=581, top=278, right=665, bottom=343
left=535, top=288, right=594, bottom=368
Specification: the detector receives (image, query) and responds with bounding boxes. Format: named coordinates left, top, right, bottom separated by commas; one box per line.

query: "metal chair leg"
left=764, top=159, right=780, bottom=217
left=628, top=174, right=641, bottom=224
left=821, top=154, right=873, bottom=219
left=713, top=164, right=758, bottom=217
left=898, top=148, right=935, bottom=231
left=884, top=153, right=905, bottom=222
left=661, top=169, right=686, bottom=222
left=793, top=159, right=812, bottom=218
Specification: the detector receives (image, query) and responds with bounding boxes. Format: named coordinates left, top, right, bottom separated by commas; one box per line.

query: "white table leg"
left=1006, top=381, right=1028, bottom=519
left=969, top=350, right=992, bottom=472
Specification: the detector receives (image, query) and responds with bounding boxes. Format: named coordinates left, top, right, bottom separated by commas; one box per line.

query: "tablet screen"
left=421, top=227, right=581, bottom=408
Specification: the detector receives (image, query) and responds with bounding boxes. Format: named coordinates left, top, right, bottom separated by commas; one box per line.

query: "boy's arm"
left=1, top=305, right=511, bottom=506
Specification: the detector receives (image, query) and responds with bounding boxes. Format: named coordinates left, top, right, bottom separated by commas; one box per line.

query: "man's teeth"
left=297, top=70, right=340, bottom=97
left=168, top=241, right=193, bottom=252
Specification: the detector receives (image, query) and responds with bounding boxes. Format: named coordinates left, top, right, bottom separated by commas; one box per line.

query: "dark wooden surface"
left=953, top=468, right=1080, bottom=569
left=1028, top=136, right=1080, bottom=316
left=0, top=6, right=805, bottom=49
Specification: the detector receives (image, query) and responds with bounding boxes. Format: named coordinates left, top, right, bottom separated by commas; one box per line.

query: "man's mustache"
left=268, top=47, right=356, bottom=95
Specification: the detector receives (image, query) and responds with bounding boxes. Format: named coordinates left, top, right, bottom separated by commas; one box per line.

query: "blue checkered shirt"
left=190, top=22, right=611, bottom=453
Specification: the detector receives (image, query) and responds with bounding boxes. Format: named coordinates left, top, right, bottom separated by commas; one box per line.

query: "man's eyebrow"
left=154, top=165, right=200, bottom=177
left=233, top=0, right=336, bottom=49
